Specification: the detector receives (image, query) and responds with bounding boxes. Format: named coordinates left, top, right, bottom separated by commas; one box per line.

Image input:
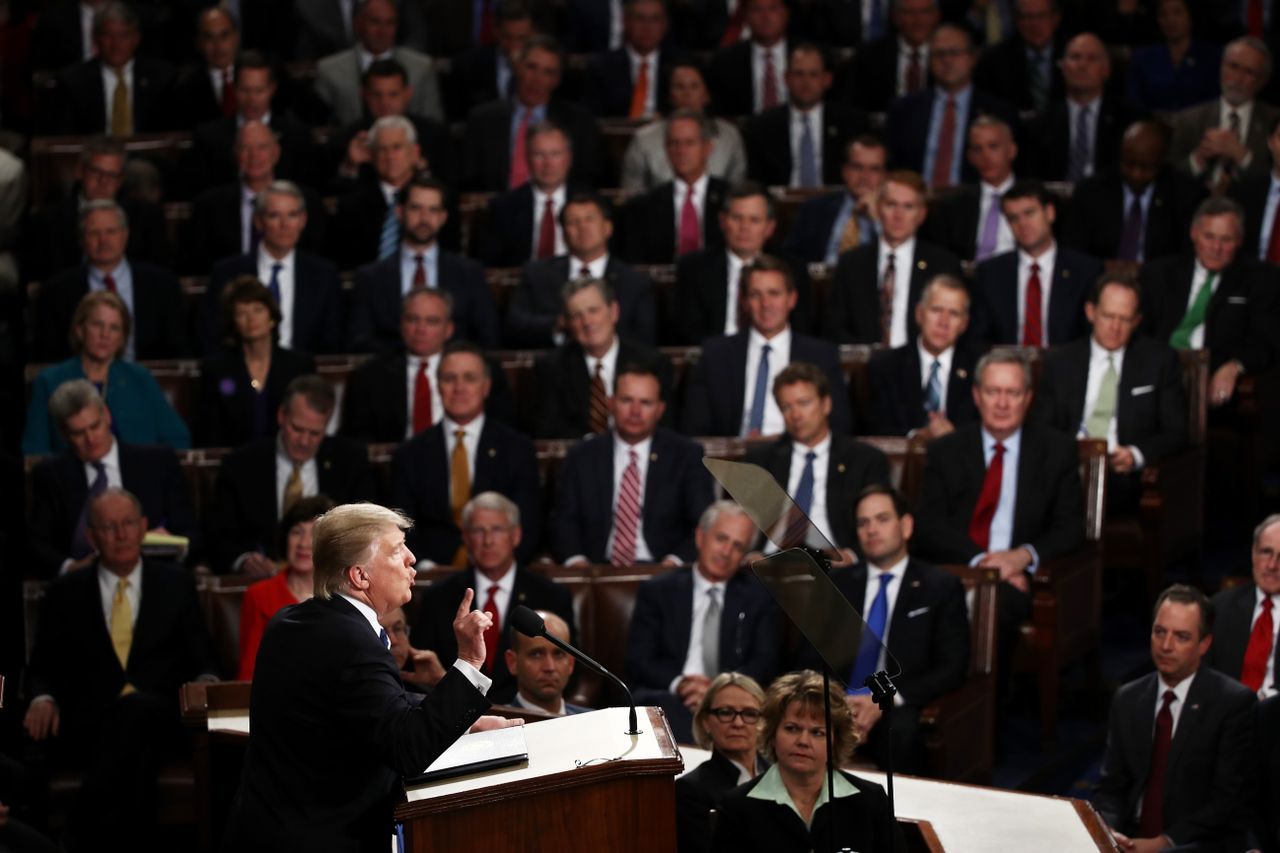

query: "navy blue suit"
left=886, top=88, right=1020, bottom=184
left=867, top=342, right=980, bottom=436
left=781, top=190, right=865, bottom=265
left=1205, top=582, right=1280, bottom=693
left=619, top=178, right=729, bottom=266
left=479, top=181, right=590, bottom=268
left=672, top=248, right=815, bottom=345
left=744, top=103, right=870, bottom=188
left=968, top=246, right=1100, bottom=348
left=204, top=251, right=343, bottom=354
left=585, top=47, right=677, bottom=117
left=506, top=254, right=656, bottom=347
left=461, top=97, right=601, bottom=191
left=1028, top=94, right=1147, bottom=182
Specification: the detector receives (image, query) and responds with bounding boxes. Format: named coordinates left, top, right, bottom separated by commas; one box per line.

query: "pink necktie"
left=678, top=184, right=700, bottom=255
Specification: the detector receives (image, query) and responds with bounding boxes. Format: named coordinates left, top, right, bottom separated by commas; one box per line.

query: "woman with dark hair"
left=23, top=290, right=190, bottom=453
left=712, top=670, right=903, bottom=853
left=197, top=275, right=315, bottom=447
left=237, top=494, right=335, bottom=680
left=1127, top=0, right=1222, bottom=112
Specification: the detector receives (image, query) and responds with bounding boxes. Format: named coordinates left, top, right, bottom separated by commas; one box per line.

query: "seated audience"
left=1125, top=0, right=1222, bottom=112
left=584, top=0, right=674, bottom=119
left=850, top=0, right=941, bottom=112
left=1258, top=694, right=1280, bottom=853
left=170, top=6, right=240, bottom=129
left=924, top=116, right=1019, bottom=263
left=446, top=1, right=535, bottom=118
left=783, top=134, right=887, bottom=266
left=379, top=606, right=446, bottom=694
left=706, top=0, right=790, bottom=117
left=24, top=292, right=190, bottom=454
left=972, top=0, right=1064, bottom=116
left=1206, top=514, right=1280, bottom=698
left=503, top=611, right=589, bottom=715
left=1230, top=112, right=1280, bottom=261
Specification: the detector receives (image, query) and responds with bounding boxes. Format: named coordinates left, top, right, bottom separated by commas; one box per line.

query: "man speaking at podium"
left=223, top=503, right=518, bottom=852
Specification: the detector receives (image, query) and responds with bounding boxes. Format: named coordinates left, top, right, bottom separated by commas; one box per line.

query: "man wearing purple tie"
left=925, top=115, right=1019, bottom=261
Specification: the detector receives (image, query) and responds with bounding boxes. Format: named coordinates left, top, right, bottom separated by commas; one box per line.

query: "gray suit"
left=314, top=46, right=445, bottom=124
left=1169, top=98, right=1280, bottom=182
left=620, top=117, right=748, bottom=192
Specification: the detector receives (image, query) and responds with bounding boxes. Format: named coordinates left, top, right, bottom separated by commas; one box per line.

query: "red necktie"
left=536, top=195, right=556, bottom=259
left=103, top=273, right=117, bottom=293
left=762, top=48, right=779, bottom=110
left=509, top=109, right=530, bottom=188
left=413, top=253, right=426, bottom=288
left=481, top=584, right=500, bottom=673
left=588, top=362, right=609, bottom=434
left=1023, top=262, right=1043, bottom=346
left=412, top=361, right=432, bottom=434
left=1249, top=0, right=1265, bottom=37
left=1266, top=202, right=1280, bottom=265
left=479, top=0, right=495, bottom=45
left=968, top=442, right=1004, bottom=552
left=611, top=450, right=641, bottom=567
left=678, top=183, right=701, bottom=255
left=1241, top=597, right=1274, bottom=692
left=630, top=59, right=650, bottom=119
left=720, top=5, right=745, bottom=47
left=221, top=67, right=237, bottom=118
left=1138, top=690, right=1176, bottom=838
left=931, top=97, right=957, bottom=188
left=906, top=49, right=923, bottom=94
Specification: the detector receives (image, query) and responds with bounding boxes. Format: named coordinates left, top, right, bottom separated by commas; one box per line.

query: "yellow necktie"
left=451, top=429, right=470, bottom=567
left=110, top=67, right=131, bottom=137
left=110, top=578, right=136, bottom=695
left=838, top=210, right=862, bottom=255
left=283, top=464, right=303, bottom=517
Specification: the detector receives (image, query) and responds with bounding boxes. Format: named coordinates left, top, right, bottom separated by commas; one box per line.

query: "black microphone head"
left=509, top=604, right=546, bottom=638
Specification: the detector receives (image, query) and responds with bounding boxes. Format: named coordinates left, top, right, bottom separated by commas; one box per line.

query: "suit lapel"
left=1011, top=428, right=1040, bottom=544
left=1130, top=674, right=1159, bottom=788
left=1206, top=263, right=1242, bottom=326
left=1165, top=671, right=1208, bottom=778
left=903, top=344, right=926, bottom=422
left=474, top=421, right=498, bottom=491
left=1048, top=255, right=1075, bottom=344
left=726, top=333, right=749, bottom=420
left=887, top=560, right=926, bottom=657
left=387, top=355, right=409, bottom=430
left=1064, top=339, right=1091, bottom=427
left=995, top=255, right=1019, bottom=340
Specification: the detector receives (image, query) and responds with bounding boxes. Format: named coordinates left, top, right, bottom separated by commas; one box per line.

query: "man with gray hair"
left=204, top=179, right=343, bottom=353
left=1207, top=514, right=1280, bottom=699
left=224, top=501, right=518, bottom=849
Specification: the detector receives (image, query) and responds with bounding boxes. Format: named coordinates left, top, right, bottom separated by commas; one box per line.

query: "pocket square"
left=1227, top=296, right=1248, bottom=305
left=907, top=606, right=930, bottom=618
left=1131, top=385, right=1155, bottom=396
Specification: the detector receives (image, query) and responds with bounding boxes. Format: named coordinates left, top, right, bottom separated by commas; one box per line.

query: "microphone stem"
left=540, top=630, right=641, bottom=735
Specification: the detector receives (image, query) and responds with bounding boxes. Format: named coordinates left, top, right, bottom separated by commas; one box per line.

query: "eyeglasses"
left=90, top=518, right=142, bottom=535
left=708, top=707, right=761, bottom=723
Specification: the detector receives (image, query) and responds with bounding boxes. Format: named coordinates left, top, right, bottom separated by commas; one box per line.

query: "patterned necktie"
left=510, top=108, right=531, bottom=188
left=1023, top=262, right=1043, bottom=346
left=678, top=183, right=701, bottom=255
left=588, top=361, right=610, bottom=434
left=1086, top=355, right=1119, bottom=439
left=221, top=67, right=237, bottom=117
left=451, top=429, right=470, bottom=566
left=412, top=360, right=432, bottom=434
left=71, top=461, right=109, bottom=558
left=378, top=202, right=399, bottom=260
left=629, top=59, right=650, bottom=119
left=1139, top=690, right=1176, bottom=838
left=746, top=343, right=772, bottom=435
left=931, top=97, right=957, bottom=188
left=837, top=206, right=863, bottom=257
left=880, top=251, right=897, bottom=346
left=102, top=273, right=117, bottom=294
left=268, top=262, right=283, bottom=308
left=610, top=450, right=642, bottom=567
left=976, top=192, right=1003, bottom=261
left=969, top=442, right=1005, bottom=552
left=1241, top=597, right=1274, bottom=692
left=906, top=49, right=923, bottom=94
left=110, top=578, right=134, bottom=685
left=849, top=572, right=893, bottom=694
left=792, top=450, right=817, bottom=516
left=1169, top=272, right=1215, bottom=348
left=797, top=114, right=819, bottom=188
left=923, top=359, right=943, bottom=415
left=762, top=48, right=779, bottom=109
left=1118, top=195, right=1145, bottom=262
left=283, top=463, right=303, bottom=516
left=536, top=195, right=556, bottom=259
left=1068, top=104, right=1092, bottom=182
left=701, top=587, right=722, bottom=676
left=111, top=67, right=130, bottom=137
left=413, top=253, right=427, bottom=288
left=481, top=584, right=500, bottom=673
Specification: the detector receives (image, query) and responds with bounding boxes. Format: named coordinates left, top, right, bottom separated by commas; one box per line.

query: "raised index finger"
left=455, top=587, right=475, bottom=620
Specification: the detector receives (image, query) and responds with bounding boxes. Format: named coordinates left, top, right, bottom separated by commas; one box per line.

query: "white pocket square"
left=1131, top=385, right=1155, bottom=396
left=907, top=606, right=930, bottom=618
left=1227, top=296, right=1248, bottom=305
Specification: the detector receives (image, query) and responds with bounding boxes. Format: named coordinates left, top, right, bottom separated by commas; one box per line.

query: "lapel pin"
left=650, top=452, right=659, bottom=462
left=911, top=580, right=921, bottom=588
left=517, top=592, right=526, bottom=602
left=917, top=260, right=927, bottom=270
left=323, top=460, right=332, bottom=470
left=956, top=368, right=968, bottom=379
left=488, top=448, right=497, bottom=458
left=1062, top=269, right=1070, bottom=278
left=836, top=463, right=846, bottom=473
left=1155, top=198, right=1164, bottom=207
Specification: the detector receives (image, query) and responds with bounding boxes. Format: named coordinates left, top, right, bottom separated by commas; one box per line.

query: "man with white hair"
left=334, top=114, right=428, bottom=270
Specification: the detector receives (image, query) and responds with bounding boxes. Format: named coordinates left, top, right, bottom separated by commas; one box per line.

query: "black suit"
left=1206, top=583, right=1280, bottom=693
left=327, top=114, right=458, bottom=199
left=390, top=418, right=541, bottom=565
left=533, top=340, right=673, bottom=439
left=506, top=255, right=656, bottom=347
left=972, top=34, right=1065, bottom=115
left=1028, top=95, right=1147, bottom=182
left=170, top=64, right=225, bottom=130
left=822, top=237, right=963, bottom=344
left=207, top=436, right=377, bottom=572
left=1257, top=695, right=1280, bottom=853
left=744, top=103, right=870, bottom=187
left=1093, top=668, right=1256, bottom=849
left=585, top=47, right=676, bottom=117
left=673, top=248, right=815, bottom=345
left=55, top=57, right=175, bottom=134
left=31, top=0, right=90, bottom=73
left=32, top=261, right=186, bottom=362
left=782, top=190, right=869, bottom=264
left=347, top=251, right=500, bottom=351
left=886, top=88, right=1020, bottom=184
left=461, top=97, right=601, bottom=191
left=183, top=181, right=326, bottom=275
left=867, top=342, right=980, bottom=436
left=681, top=331, right=852, bottom=436
left=848, top=37, right=931, bottom=113
left=187, top=112, right=315, bottom=196
left=550, top=429, right=713, bottom=564
left=25, top=191, right=171, bottom=280
left=195, top=346, right=317, bottom=448
left=706, top=41, right=758, bottom=118
left=619, top=178, right=728, bottom=265
left=447, top=45, right=506, bottom=119
left=415, top=567, right=575, bottom=703
left=1062, top=168, right=1204, bottom=263
left=204, top=250, right=344, bottom=354
left=677, top=750, right=765, bottom=853
left=968, top=246, right=1100, bottom=348
left=1229, top=172, right=1280, bottom=261
left=478, top=181, right=589, bottom=268
left=1138, top=255, right=1277, bottom=374
left=223, top=595, right=487, bottom=852
left=743, top=434, right=890, bottom=550
left=923, top=184, right=985, bottom=262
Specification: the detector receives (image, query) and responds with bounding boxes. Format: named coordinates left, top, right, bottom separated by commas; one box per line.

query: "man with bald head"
left=1064, top=120, right=1205, bottom=263
left=505, top=611, right=589, bottom=714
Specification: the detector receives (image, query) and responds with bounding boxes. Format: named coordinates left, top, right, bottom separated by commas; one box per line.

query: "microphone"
left=509, top=605, right=641, bottom=735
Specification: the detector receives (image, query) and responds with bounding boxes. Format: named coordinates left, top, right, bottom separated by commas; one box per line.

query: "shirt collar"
left=614, top=430, right=653, bottom=454
left=1089, top=333, right=1125, bottom=360
left=746, top=764, right=859, bottom=814
left=473, top=563, right=517, bottom=595
left=90, top=259, right=128, bottom=282
left=258, top=244, right=296, bottom=267
left=917, top=338, right=954, bottom=370
left=1159, top=668, right=1198, bottom=702
left=980, top=426, right=1022, bottom=454
left=793, top=429, right=831, bottom=454
left=748, top=322, right=791, bottom=347
left=337, top=593, right=384, bottom=638
left=984, top=175, right=1015, bottom=196
left=443, top=412, right=485, bottom=437
left=867, top=553, right=909, bottom=578
left=1019, top=241, right=1056, bottom=267
left=98, top=558, right=143, bottom=594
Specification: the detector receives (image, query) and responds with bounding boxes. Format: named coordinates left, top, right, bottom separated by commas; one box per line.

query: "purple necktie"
left=1118, top=196, right=1144, bottom=261
left=976, top=192, right=1002, bottom=261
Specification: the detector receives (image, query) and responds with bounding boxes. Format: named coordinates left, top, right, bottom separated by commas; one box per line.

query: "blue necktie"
left=793, top=450, right=816, bottom=516
left=267, top=262, right=283, bottom=307
left=378, top=202, right=399, bottom=260
left=746, top=343, right=772, bottom=435
left=867, top=0, right=885, bottom=41
left=71, top=461, right=109, bottom=558
left=379, top=628, right=391, bottom=650
left=1068, top=105, right=1092, bottom=182
left=848, top=571, right=893, bottom=694
left=798, top=115, right=818, bottom=188
left=923, top=359, right=942, bottom=415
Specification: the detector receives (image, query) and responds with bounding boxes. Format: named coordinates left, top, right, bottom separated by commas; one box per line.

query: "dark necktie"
left=931, top=97, right=957, bottom=188
left=221, top=67, right=237, bottom=117
left=1023, top=262, right=1043, bottom=346
left=481, top=584, right=500, bottom=673
left=746, top=343, right=772, bottom=435
left=1118, top=196, right=1145, bottom=262
left=413, top=253, right=426, bottom=289
left=71, top=461, right=109, bottom=558
left=1068, top=104, right=1092, bottom=182
left=268, top=262, right=283, bottom=307
left=880, top=251, right=897, bottom=345
left=762, top=48, right=779, bottom=109
left=379, top=628, right=391, bottom=651
left=103, top=273, right=117, bottom=294
left=923, top=359, right=943, bottom=415
left=536, top=195, right=556, bottom=259
left=1138, top=690, right=1176, bottom=838
left=906, top=49, right=923, bottom=93
left=969, top=442, right=1005, bottom=552
left=412, top=361, right=432, bottom=434
left=792, top=450, right=817, bottom=516
left=588, top=362, right=609, bottom=434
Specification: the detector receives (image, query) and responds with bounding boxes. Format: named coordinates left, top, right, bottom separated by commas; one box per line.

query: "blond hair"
left=312, top=503, right=414, bottom=599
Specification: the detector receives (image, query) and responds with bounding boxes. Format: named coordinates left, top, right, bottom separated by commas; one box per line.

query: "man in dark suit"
left=204, top=181, right=343, bottom=354
left=223, top=502, right=512, bottom=851
left=823, top=169, right=963, bottom=346
left=1205, top=514, right=1280, bottom=699
left=886, top=23, right=1020, bottom=189
left=170, top=6, right=239, bottom=130
left=1093, top=584, right=1257, bottom=851
left=445, top=1, right=534, bottom=119
left=1259, top=693, right=1280, bottom=853
left=847, top=0, right=940, bottom=112
left=707, top=0, right=790, bottom=117
left=868, top=274, right=980, bottom=437
left=27, top=381, right=199, bottom=579
left=55, top=3, right=174, bottom=135
left=415, top=492, right=575, bottom=704
left=625, top=500, right=780, bottom=742
left=32, top=200, right=184, bottom=363
left=619, top=110, right=728, bottom=266
left=391, top=343, right=541, bottom=566
left=207, top=376, right=377, bottom=574
left=30, top=0, right=98, bottom=73
left=1230, top=111, right=1280, bottom=262
left=507, top=192, right=656, bottom=347
left=972, top=0, right=1065, bottom=116
left=461, top=34, right=600, bottom=191
left=924, top=116, right=1019, bottom=262
left=968, top=180, right=1100, bottom=348
left=783, top=133, right=887, bottom=265
left=744, top=43, right=869, bottom=188
left=584, top=0, right=675, bottom=118
left=24, top=488, right=215, bottom=851
left=1036, top=274, right=1188, bottom=513
left=348, top=175, right=500, bottom=351
left=745, top=362, right=889, bottom=554
left=503, top=612, right=590, bottom=714
left=683, top=254, right=850, bottom=436
left=1063, top=120, right=1205, bottom=263
left=551, top=362, right=714, bottom=565
left=533, top=277, right=671, bottom=438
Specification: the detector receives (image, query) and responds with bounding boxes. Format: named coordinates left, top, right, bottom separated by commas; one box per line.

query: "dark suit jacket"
left=1028, top=94, right=1148, bottom=182
left=745, top=102, right=870, bottom=187
left=223, top=595, right=487, bottom=852
left=478, top=181, right=590, bottom=268
left=673, top=247, right=814, bottom=345
left=585, top=47, right=677, bottom=117
left=706, top=41, right=756, bottom=118
left=31, top=0, right=90, bottom=73
left=506, top=254, right=656, bottom=347
left=188, top=112, right=315, bottom=195
left=886, top=88, right=1020, bottom=184
left=972, top=34, right=1065, bottom=115
left=1231, top=173, right=1278, bottom=261
left=171, top=64, right=225, bottom=130
left=1093, top=668, right=1256, bottom=848
left=1035, top=336, right=1188, bottom=464
left=1062, top=168, right=1204, bottom=263
left=28, top=443, right=200, bottom=579
left=822, top=237, right=963, bottom=344
left=867, top=341, right=980, bottom=436
left=1206, top=582, right=1280, bottom=690
left=533, top=339, right=673, bottom=439
left=681, top=331, right=852, bottom=436
left=183, top=181, right=326, bottom=275
left=327, top=114, right=458, bottom=198
left=415, top=567, right=576, bottom=702
left=207, top=435, right=377, bottom=572
left=347, top=251, right=500, bottom=351
left=743, top=434, right=890, bottom=550
left=461, top=96, right=601, bottom=191
left=923, top=184, right=983, bottom=262
left=390, top=418, right=541, bottom=564
left=782, top=189, right=862, bottom=264
left=204, top=251, right=344, bottom=354
left=619, top=177, right=728, bottom=265
left=849, top=36, right=932, bottom=113
left=56, top=56, right=175, bottom=134
left=1258, top=695, right=1280, bottom=853
left=32, top=261, right=187, bottom=362
left=968, top=246, right=1099, bottom=348
left=913, top=422, right=1084, bottom=564
left=677, top=750, right=765, bottom=853
left=447, top=45, right=505, bottom=119
left=625, top=566, right=779, bottom=692
left=550, top=428, right=714, bottom=563
left=25, top=191, right=172, bottom=280
left=196, top=346, right=317, bottom=448
left=1138, top=255, right=1277, bottom=374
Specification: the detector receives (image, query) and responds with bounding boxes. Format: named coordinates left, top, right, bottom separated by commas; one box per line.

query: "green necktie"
left=1086, top=355, right=1118, bottom=439
left=1169, top=272, right=1215, bottom=349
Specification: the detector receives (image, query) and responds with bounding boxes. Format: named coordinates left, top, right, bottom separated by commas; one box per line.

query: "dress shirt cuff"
left=669, top=675, right=684, bottom=694
left=565, top=555, right=588, bottom=566
left=58, top=558, right=76, bottom=577
left=31, top=694, right=56, bottom=707
left=1129, top=445, right=1146, bottom=471
left=1188, top=152, right=1205, bottom=175
left=552, top=330, right=566, bottom=347
left=967, top=553, right=986, bottom=568
left=232, top=552, right=252, bottom=572
left=1021, top=544, right=1041, bottom=574
left=1240, top=151, right=1254, bottom=171
left=662, top=554, right=683, bottom=566
left=893, top=692, right=905, bottom=708
left=452, top=659, right=492, bottom=695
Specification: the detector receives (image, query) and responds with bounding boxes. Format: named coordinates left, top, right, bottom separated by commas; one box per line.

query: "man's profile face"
left=694, top=511, right=756, bottom=583
left=63, top=404, right=114, bottom=463
left=400, top=292, right=453, bottom=357
left=361, top=525, right=416, bottom=615
left=610, top=372, right=665, bottom=444
left=438, top=351, right=491, bottom=424
left=87, top=492, right=147, bottom=572
left=276, top=397, right=329, bottom=464
left=776, top=380, right=831, bottom=448
left=463, top=507, right=521, bottom=578
left=1253, top=521, right=1280, bottom=595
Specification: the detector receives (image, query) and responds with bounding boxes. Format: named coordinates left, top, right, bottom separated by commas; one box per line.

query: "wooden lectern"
left=396, top=707, right=683, bottom=852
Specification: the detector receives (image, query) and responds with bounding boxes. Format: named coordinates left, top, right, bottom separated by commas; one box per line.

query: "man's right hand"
left=66, top=553, right=97, bottom=573
left=23, top=698, right=59, bottom=742
left=345, top=130, right=371, bottom=169
left=453, top=588, right=492, bottom=671
left=241, top=553, right=277, bottom=578
left=677, top=674, right=711, bottom=710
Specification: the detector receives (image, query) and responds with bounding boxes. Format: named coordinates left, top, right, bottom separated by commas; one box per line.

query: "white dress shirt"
left=895, top=39, right=929, bottom=97
left=1258, top=174, right=1280, bottom=259
left=606, top=434, right=656, bottom=562
left=404, top=352, right=443, bottom=438
left=473, top=564, right=517, bottom=629
left=569, top=252, right=609, bottom=282
left=1154, top=669, right=1196, bottom=737
left=975, top=175, right=1016, bottom=256
left=860, top=555, right=909, bottom=674
left=208, top=65, right=234, bottom=103
left=627, top=46, right=659, bottom=116
left=532, top=184, right=568, bottom=259
left=1182, top=260, right=1220, bottom=349
left=788, top=103, right=824, bottom=187
left=1017, top=243, right=1056, bottom=345
left=99, top=60, right=134, bottom=134
left=257, top=246, right=297, bottom=348
left=274, top=441, right=319, bottom=518
left=1082, top=337, right=1145, bottom=467
left=785, top=432, right=834, bottom=547
left=88, top=260, right=136, bottom=360
left=916, top=340, right=955, bottom=415
left=751, top=39, right=788, bottom=113
left=742, top=325, right=791, bottom=436
left=400, top=244, right=439, bottom=293
left=97, top=559, right=143, bottom=629
left=442, top=413, right=485, bottom=486
left=85, top=439, right=124, bottom=491
left=677, top=567, right=728, bottom=687
left=879, top=237, right=916, bottom=348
